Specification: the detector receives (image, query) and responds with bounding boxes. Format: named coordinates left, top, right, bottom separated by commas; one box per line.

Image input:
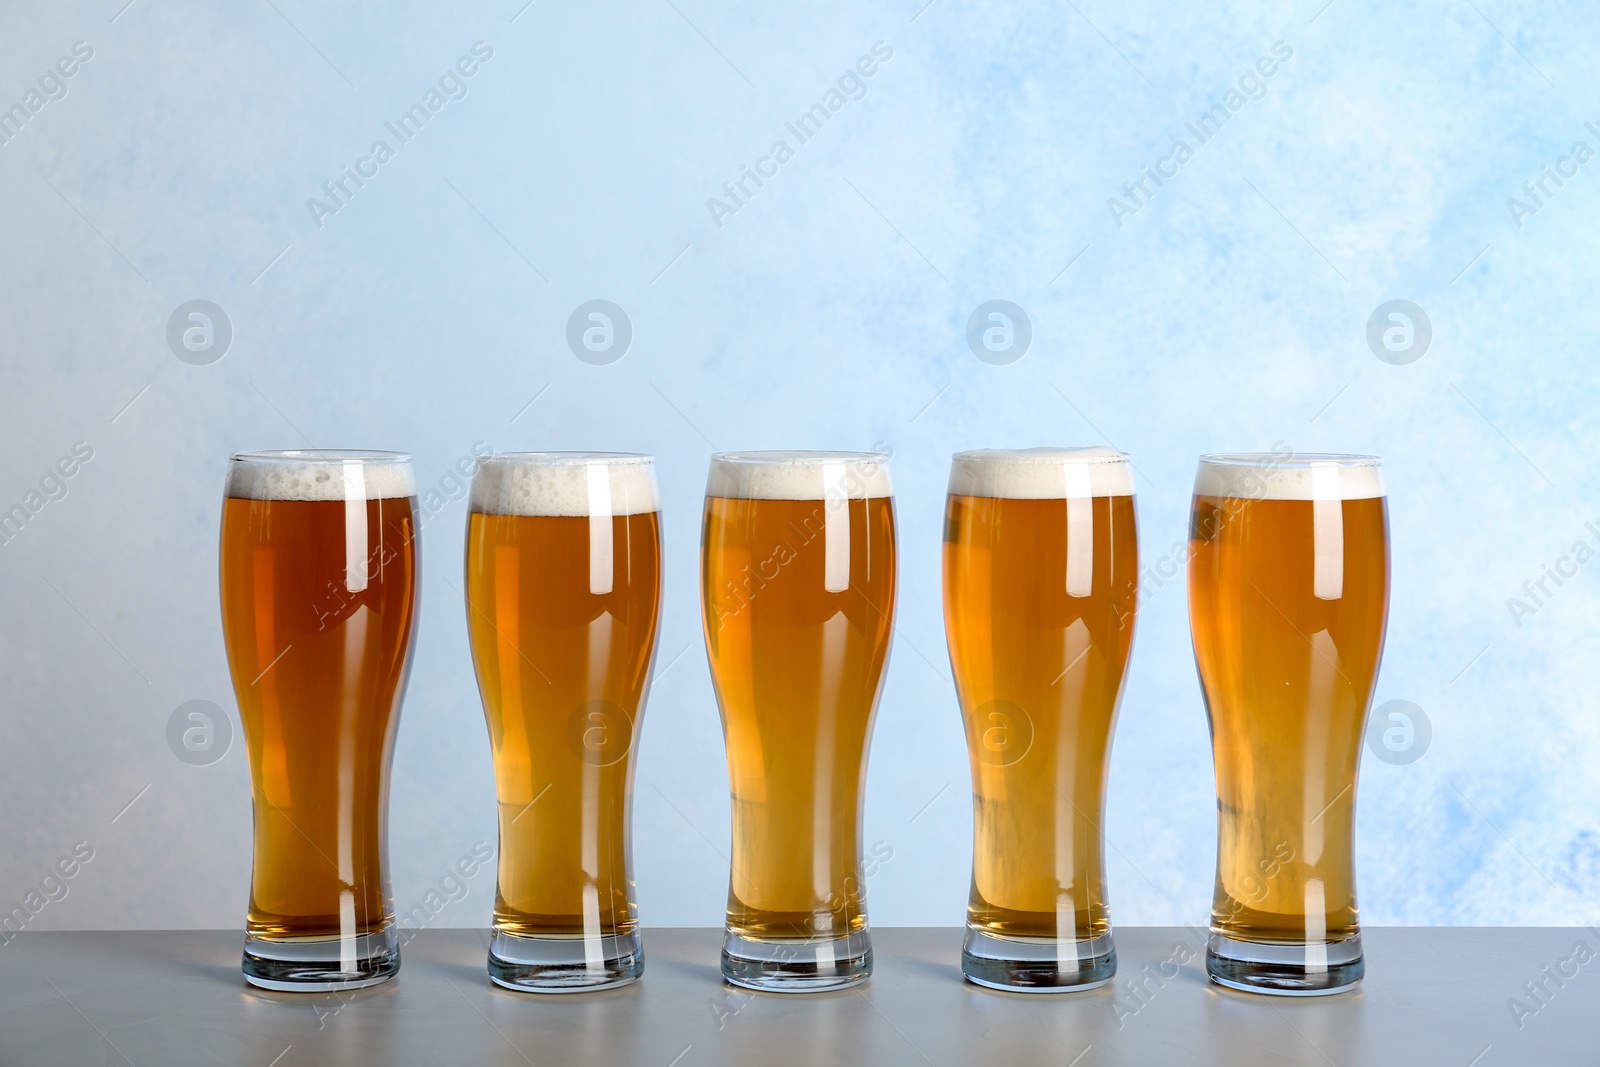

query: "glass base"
left=1206, top=931, right=1363, bottom=996
left=961, top=927, right=1116, bottom=993
left=242, top=929, right=399, bottom=992
left=721, top=929, right=872, bottom=993
left=488, top=928, right=644, bottom=993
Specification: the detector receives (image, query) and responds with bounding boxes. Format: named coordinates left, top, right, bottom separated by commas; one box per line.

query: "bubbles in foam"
left=471, top=455, right=658, bottom=517
left=227, top=453, right=415, bottom=501
left=706, top=451, right=893, bottom=500
left=1194, top=454, right=1385, bottom=500
left=949, top=446, right=1133, bottom=499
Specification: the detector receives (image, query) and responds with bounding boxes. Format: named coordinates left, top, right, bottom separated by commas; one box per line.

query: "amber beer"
left=701, top=451, right=896, bottom=992
left=941, top=448, right=1137, bottom=991
left=465, top=453, right=661, bottom=991
left=1188, top=453, right=1389, bottom=995
left=219, top=450, right=418, bottom=991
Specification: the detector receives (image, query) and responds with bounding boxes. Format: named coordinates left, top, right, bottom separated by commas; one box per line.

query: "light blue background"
left=1, top=0, right=1595, bottom=934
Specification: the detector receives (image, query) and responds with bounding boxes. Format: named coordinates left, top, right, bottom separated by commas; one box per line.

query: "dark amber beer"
left=465, top=453, right=661, bottom=991
left=219, top=450, right=418, bottom=991
left=1188, top=453, right=1389, bottom=995
left=701, top=451, right=896, bottom=992
left=943, top=447, right=1138, bottom=991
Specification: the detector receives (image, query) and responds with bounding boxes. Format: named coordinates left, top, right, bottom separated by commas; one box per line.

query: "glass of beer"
left=700, top=451, right=896, bottom=992
left=465, top=452, right=662, bottom=992
left=1188, top=453, right=1389, bottom=995
left=219, top=450, right=419, bottom=991
left=942, top=447, right=1138, bottom=992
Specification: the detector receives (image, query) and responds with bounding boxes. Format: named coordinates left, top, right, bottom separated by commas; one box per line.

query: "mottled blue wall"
left=1, top=0, right=1593, bottom=931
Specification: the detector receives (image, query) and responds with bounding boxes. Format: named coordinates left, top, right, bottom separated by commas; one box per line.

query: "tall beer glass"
left=465, top=453, right=662, bottom=992
left=701, top=451, right=896, bottom=992
left=943, top=447, right=1137, bottom=992
left=1188, top=453, right=1389, bottom=995
left=220, top=450, right=418, bottom=991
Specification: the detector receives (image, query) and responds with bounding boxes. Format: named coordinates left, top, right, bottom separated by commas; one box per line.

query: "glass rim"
left=1198, top=452, right=1381, bottom=468
left=476, top=451, right=653, bottom=466
left=229, top=448, right=411, bottom=464
left=952, top=447, right=1131, bottom=465
left=710, top=449, right=890, bottom=465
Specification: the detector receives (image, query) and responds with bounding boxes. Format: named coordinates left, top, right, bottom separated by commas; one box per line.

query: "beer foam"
left=1194, top=454, right=1385, bottom=500
left=470, top=455, right=659, bottom=517
left=707, top=451, right=893, bottom=500
left=227, top=453, right=415, bottom=501
left=949, top=447, right=1134, bottom=499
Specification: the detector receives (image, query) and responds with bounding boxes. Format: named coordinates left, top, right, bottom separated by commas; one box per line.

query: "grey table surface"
left=0, top=927, right=1593, bottom=1066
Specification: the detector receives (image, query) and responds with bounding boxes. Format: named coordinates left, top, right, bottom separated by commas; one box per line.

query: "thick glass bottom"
left=961, top=927, right=1116, bottom=992
left=721, top=929, right=872, bottom=993
left=242, top=928, right=399, bottom=992
left=1206, top=931, right=1363, bottom=996
left=488, top=928, right=644, bottom=993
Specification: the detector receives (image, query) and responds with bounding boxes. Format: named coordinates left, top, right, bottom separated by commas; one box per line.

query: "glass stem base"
left=1206, top=931, right=1363, bottom=996
left=242, top=928, right=400, bottom=992
left=488, top=928, right=644, bottom=993
left=721, top=929, right=872, bottom=993
left=961, top=927, right=1116, bottom=992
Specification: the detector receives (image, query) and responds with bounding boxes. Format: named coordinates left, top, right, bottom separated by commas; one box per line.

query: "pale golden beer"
left=1188, top=453, right=1389, bottom=995
left=701, top=451, right=896, bottom=992
left=219, top=450, right=418, bottom=991
left=465, top=453, right=661, bottom=991
left=942, top=447, right=1137, bottom=991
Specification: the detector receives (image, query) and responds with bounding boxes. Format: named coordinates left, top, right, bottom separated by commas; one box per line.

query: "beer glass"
left=700, top=451, right=896, bottom=992
left=1188, top=453, right=1389, bottom=995
left=942, top=447, right=1138, bottom=991
left=465, top=453, right=661, bottom=991
left=220, top=450, right=419, bottom=991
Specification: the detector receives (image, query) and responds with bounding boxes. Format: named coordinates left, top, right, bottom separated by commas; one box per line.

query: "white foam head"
left=707, top=451, right=893, bottom=500
left=471, top=453, right=659, bottom=516
left=1194, top=453, right=1385, bottom=500
left=227, top=451, right=415, bottom=501
left=949, top=446, right=1134, bottom=499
